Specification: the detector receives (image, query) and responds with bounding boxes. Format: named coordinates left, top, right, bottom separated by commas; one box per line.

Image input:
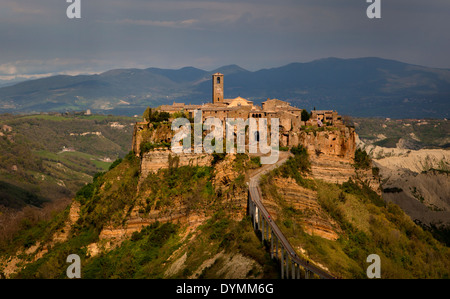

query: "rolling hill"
left=0, top=57, right=449, bottom=118
left=0, top=113, right=137, bottom=208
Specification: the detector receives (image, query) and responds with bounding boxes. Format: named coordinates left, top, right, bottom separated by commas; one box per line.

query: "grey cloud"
left=0, top=0, right=449, bottom=80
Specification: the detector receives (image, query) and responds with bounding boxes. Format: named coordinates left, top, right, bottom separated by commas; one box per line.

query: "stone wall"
left=140, top=150, right=213, bottom=178
left=132, top=122, right=174, bottom=156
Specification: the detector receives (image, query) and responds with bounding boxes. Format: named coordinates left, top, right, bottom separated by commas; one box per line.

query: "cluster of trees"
left=143, top=107, right=170, bottom=123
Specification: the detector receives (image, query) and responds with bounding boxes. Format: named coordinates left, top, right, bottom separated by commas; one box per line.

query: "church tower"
left=212, top=73, right=224, bottom=104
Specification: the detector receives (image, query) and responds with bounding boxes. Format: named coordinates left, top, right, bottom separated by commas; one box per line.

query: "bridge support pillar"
left=285, top=256, right=289, bottom=279
left=270, top=230, right=274, bottom=259
left=292, top=261, right=295, bottom=279
left=275, top=237, right=279, bottom=260
left=280, top=247, right=284, bottom=279
left=261, top=217, right=265, bottom=243
left=254, top=206, right=257, bottom=229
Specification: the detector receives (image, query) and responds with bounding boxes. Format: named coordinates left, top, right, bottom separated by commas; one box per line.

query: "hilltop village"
left=132, top=73, right=356, bottom=169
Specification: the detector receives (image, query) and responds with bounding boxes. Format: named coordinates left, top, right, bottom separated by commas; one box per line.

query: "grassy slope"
left=4, top=146, right=449, bottom=279
left=0, top=113, right=137, bottom=205
left=260, top=148, right=450, bottom=279
left=2, top=153, right=278, bottom=279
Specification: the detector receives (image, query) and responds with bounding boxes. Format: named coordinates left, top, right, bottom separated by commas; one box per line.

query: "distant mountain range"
left=0, top=57, right=449, bottom=118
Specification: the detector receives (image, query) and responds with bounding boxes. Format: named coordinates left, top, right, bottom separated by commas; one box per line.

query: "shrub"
left=275, top=145, right=314, bottom=189
left=250, top=156, right=262, bottom=168
left=212, top=153, right=226, bottom=165
left=354, top=148, right=371, bottom=169
left=372, top=166, right=380, bottom=177
left=383, top=187, right=403, bottom=193
left=140, top=142, right=170, bottom=154
left=108, top=158, right=122, bottom=171
left=75, top=183, right=94, bottom=202
left=342, top=178, right=385, bottom=207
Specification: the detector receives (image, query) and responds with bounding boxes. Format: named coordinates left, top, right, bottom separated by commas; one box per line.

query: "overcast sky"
left=1, top=0, right=449, bottom=82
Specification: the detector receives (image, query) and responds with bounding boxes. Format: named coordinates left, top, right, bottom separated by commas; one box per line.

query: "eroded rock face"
left=132, top=122, right=173, bottom=155
left=262, top=177, right=341, bottom=241
left=212, top=154, right=249, bottom=220
left=140, top=150, right=213, bottom=179
left=299, top=127, right=356, bottom=160
left=0, top=201, right=81, bottom=278
left=309, top=155, right=356, bottom=185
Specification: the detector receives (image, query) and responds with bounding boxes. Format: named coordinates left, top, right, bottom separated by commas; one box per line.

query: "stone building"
left=308, top=110, right=343, bottom=126
left=212, top=72, right=224, bottom=104
left=156, top=73, right=345, bottom=147
left=133, top=73, right=356, bottom=173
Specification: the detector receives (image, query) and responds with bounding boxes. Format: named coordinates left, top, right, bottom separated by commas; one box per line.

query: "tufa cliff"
left=2, top=104, right=449, bottom=279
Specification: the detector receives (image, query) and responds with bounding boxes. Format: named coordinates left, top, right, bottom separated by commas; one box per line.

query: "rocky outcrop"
left=372, top=148, right=450, bottom=227
left=0, top=201, right=81, bottom=278
left=299, top=127, right=356, bottom=160
left=132, top=122, right=173, bottom=155
left=212, top=154, right=249, bottom=219
left=309, top=155, right=355, bottom=185
left=140, top=150, right=213, bottom=179
left=262, top=177, right=341, bottom=241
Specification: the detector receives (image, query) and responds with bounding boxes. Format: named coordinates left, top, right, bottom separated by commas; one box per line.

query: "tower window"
left=217, top=77, right=220, bottom=84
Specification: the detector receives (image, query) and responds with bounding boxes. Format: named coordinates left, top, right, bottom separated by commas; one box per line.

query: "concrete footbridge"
left=247, top=153, right=335, bottom=279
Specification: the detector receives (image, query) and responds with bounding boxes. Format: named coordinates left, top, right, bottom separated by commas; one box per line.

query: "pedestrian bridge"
left=247, top=155, right=335, bottom=279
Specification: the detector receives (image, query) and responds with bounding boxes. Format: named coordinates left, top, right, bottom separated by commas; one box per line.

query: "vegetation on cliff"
left=260, top=147, right=450, bottom=278
left=1, top=149, right=278, bottom=279
left=2, top=113, right=449, bottom=279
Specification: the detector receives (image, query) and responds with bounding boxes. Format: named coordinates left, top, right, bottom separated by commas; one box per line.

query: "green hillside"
left=1, top=145, right=449, bottom=279
left=1, top=152, right=278, bottom=279
left=259, top=147, right=450, bottom=278
left=0, top=113, right=137, bottom=207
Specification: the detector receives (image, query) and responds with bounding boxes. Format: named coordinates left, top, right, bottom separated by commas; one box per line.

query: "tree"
left=301, top=109, right=310, bottom=122
left=143, top=107, right=151, bottom=122
left=143, top=107, right=170, bottom=123
left=354, top=148, right=371, bottom=169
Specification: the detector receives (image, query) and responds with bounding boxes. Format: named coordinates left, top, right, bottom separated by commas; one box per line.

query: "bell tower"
left=212, top=73, right=224, bottom=104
